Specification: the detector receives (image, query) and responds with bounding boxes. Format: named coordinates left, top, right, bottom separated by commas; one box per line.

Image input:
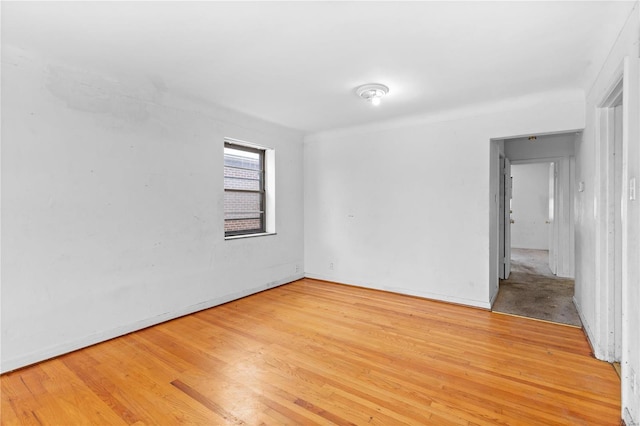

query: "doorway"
left=491, top=133, right=578, bottom=325
left=493, top=160, right=580, bottom=326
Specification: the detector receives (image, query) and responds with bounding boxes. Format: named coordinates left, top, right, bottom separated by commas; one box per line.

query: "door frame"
left=489, top=137, right=577, bottom=307
left=593, top=56, right=636, bottom=362
left=498, top=155, right=512, bottom=279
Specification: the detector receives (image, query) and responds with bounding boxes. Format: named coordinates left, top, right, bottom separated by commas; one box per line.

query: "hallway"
left=493, top=248, right=582, bottom=327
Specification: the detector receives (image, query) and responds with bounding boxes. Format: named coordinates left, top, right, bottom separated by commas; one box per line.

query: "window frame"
left=223, top=141, right=267, bottom=238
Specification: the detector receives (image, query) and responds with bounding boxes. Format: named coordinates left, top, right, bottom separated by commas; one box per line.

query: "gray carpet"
left=493, top=248, right=582, bottom=327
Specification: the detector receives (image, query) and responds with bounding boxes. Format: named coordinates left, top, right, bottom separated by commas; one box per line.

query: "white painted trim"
left=224, top=138, right=277, bottom=235
left=574, top=295, right=600, bottom=357
left=225, top=232, right=277, bottom=241
left=224, top=137, right=275, bottom=151
left=489, top=286, right=500, bottom=308
left=0, top=274, right=305, bottom=374
left=304, top=273, right=492, bottom=310
left=619, top=54, right=640, bottom=422
left=265, top=148, right=276, bottom=233
left=594, top=57, right=629, bottom=363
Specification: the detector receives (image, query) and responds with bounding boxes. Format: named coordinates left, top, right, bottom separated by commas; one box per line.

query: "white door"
left=548, top=162, right=557, bottom=275
left=499, top=157, right=505, bottom=279
left=504, top=158, right=512, bottom=278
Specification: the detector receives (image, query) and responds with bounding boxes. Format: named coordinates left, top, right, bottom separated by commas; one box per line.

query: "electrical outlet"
left=329, top=262, right=334, bottom=270
left=295, top=264, right=300, bottom=273
left=631, top=368, right=637, bottom=395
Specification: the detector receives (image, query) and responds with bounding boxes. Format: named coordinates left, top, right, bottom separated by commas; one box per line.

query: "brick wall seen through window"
left=224, top=142, right=266, bottom=236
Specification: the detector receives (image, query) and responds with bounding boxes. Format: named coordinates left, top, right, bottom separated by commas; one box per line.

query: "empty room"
left=2, top=1, right=639, bottom=425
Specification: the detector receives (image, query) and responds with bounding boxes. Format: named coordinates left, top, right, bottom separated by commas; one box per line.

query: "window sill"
left=225, top=232, right=277, bottom=241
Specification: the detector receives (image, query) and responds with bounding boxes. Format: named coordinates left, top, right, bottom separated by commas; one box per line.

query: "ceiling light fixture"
left=356, top=83, right=389, bottom=106
left=528, top=136, right=537, bottom=141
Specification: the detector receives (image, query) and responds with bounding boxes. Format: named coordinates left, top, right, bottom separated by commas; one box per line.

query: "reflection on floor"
left=493, top=248, right=582, bottom=327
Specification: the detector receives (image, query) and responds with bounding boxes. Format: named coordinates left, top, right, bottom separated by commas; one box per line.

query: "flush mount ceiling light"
left=356, top=83, right=389, bottom=106
left=528, top=136, right=537, bottom=141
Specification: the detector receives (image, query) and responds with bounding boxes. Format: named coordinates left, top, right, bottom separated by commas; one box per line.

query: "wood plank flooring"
left=1, top=279, right=621, bottom=425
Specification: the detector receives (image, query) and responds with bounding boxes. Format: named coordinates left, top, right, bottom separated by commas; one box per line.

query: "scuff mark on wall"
left=45, top=62, right=166, bottom=131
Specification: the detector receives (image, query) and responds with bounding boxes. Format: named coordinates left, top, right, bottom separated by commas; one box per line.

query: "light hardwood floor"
left=1, top=279, right=620, bottom=425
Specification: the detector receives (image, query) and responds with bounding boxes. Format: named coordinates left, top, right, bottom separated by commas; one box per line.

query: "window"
left=224, top=141, right=268, bottom=237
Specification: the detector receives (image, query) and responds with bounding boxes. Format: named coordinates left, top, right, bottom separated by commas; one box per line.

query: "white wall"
left=1, top=46, right=305, bottom=373
left=574, top=3, right=640, bottom=423
left=304, top=96, right=584, bottom=309
left=510, top=163, right=550, bottom=250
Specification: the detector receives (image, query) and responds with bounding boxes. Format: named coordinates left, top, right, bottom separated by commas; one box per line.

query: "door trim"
left=593, top=56, right=635, bottom=362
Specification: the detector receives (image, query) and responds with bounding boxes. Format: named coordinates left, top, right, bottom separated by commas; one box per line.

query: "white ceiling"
left=2, top=1, right=637, bottom=133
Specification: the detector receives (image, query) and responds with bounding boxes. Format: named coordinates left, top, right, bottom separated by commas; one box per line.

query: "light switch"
left=630, top=177, right=637, bottom=201
left=578, top=181, right=585, bottom=193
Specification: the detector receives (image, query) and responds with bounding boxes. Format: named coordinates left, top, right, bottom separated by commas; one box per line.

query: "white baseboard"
left=573, top=295, right=603, bottom=359
left=304, top=273, right=491, bottom=310
left=1, top=273, right=305, bottom=374
left=489, top=286, right=500, bottom=308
